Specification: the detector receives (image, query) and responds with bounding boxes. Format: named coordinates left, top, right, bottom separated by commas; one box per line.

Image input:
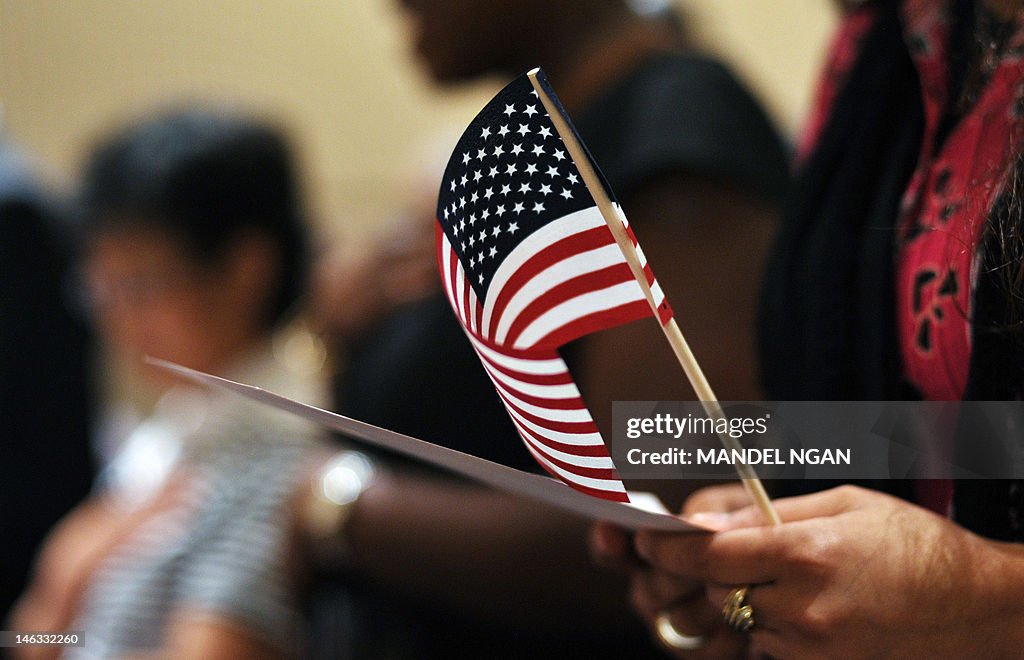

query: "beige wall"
left=0, top=1, right=837, bottom=243
left=685, top=0, right=837, bottom=139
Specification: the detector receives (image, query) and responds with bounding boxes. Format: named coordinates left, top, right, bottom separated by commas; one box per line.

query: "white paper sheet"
left=148, top=358, right=707, bottom=532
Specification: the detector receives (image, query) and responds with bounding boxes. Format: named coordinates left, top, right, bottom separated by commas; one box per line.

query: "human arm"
left=335, top=466, right=637, bottom=635
left=155, top=611, right=291, bottom=660
left=632, top=485, right=1024, bottom=659
left=8, top=498, right=130, bottom=660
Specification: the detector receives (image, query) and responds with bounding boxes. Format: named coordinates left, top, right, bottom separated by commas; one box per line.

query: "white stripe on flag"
left=453, top=258, right=467, bottom=323
left=478, top=360, right=584, bottom=401
left=491, top=243, right=629, bottom=344
left=486, top=377, right=592, bottom=424
left=504, top=406, right=605, bottom=446
left=519, top=440, right=627, bottom=494
left=481, top=207, right=606, bottom=334
left=466, top=276, right=480, bottom=335
left=518, top=433, right=620, bottom=469
left=512, top=280, right=647, bottom=350
left=650, top=279, right=666, bottom=309
left=441, top=236, right=457, bottom=308
left=466, top=334, right=575, bottom=378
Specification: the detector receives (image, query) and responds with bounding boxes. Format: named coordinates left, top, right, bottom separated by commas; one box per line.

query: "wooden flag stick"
left=528, top=69, right=780, bottom=526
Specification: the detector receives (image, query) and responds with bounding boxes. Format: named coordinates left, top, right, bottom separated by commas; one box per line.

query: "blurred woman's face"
left=398, top=0, right=545, bottom=82
left=83, top=227, right=253, bottom=379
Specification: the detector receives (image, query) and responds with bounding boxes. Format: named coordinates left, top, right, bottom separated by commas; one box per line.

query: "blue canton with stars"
left=437, top=71, right=611, bottom=301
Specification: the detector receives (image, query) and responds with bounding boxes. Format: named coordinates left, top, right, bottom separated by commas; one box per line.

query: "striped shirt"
left=67, top=346, right=326, bottom=658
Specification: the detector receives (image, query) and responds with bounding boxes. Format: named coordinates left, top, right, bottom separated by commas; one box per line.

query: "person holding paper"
left=11, top=108, right=327, bottom=659
left=595, top=0, right=1024, bottom=656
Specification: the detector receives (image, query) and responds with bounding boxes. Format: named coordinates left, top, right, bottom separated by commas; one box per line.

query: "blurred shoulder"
left=577, top=52, right=790, bottom=202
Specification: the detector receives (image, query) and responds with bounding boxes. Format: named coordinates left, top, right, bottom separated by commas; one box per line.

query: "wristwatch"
left=302, top=450, right=378, bottom=559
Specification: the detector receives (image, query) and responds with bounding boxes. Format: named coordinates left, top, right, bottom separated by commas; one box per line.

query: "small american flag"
left=435, top=70, right=672, bottom=502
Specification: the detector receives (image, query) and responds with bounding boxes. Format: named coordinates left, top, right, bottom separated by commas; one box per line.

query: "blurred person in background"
left=11, top=108, right=328, bottom=659
left=307, top=0, right=789, bottom=657
left=0, top=130, right=95, bottom=630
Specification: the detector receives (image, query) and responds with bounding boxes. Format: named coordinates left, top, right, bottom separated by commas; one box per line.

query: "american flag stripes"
left=435, top=71, right=673, bottom=502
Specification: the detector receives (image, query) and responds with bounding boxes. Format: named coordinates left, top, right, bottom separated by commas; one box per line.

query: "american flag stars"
left=437, top=82, right=593, bottom=298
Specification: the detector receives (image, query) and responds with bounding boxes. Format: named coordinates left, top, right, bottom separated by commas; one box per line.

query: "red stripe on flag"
left=523, top=447, right=630, bottom=502
left=517, top=434, right=620, bottom=480
left=485, top=225, right=615, bottom=338
left=474, top=287, right=484, bottom=333
left=461, top=260, right=473, bottom=329
left=502, top=263, right=637, bottom=347
left=472, top=345, right=576, bottom=387
left=510, top=419, right=615, bottom=457
left=447, top=242, right=460, bottom=301
left=533, top=299, right=653, bottom=349
left=436, top=224, right=455, bottom=307
left=657, top=300, right=674, bottom=325
left=491, top=386, right=600, bottom=435
left=483, top=370, right=584, bottom=410
left=622, top=221, right=674, bottom=324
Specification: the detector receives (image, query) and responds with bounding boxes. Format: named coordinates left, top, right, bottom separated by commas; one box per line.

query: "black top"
left=576, top=52, right=789, bottom=203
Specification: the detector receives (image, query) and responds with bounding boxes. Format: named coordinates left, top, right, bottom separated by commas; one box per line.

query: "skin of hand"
left=630, top=485, right=1024, bottom=659
left=592, top=483, right=752, bottom=658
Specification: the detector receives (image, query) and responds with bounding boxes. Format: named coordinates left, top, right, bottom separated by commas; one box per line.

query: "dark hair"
left=985, top=151, right=1024, bottom=328
left=79, top=108, right=311, bottom=328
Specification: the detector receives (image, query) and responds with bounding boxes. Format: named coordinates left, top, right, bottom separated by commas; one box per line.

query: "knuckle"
left=780, top=528, right=839, bottom=575
left=629, top=579, right=655, bottom=618
left=795, top=601, right=837, bottom=639
left=684, top=484, right=729, bottom=513
left=682, top=491, right=714, bottom=516
left=832, top=484, right=863, bottom=505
